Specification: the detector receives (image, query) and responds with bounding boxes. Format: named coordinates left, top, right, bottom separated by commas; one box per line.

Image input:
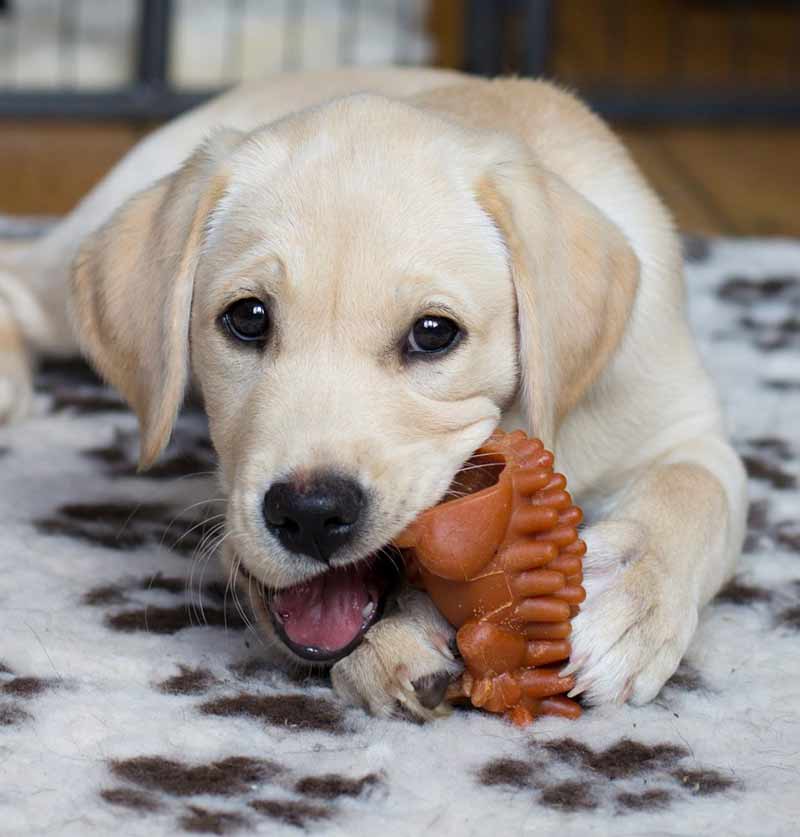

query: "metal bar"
left=519, top=0, right=553, bottom=77
left=223, top=0, right=245, bottom=84
left=58, top=0, right=78, bottom=88
left=393, top=0, right=405, bottom=66
left=2, top=0, right=17, bottom=86
left=583, top=88, right=800, bottom=123
left=281, top=0, right=304, bottom=72
left=1, top=84, right=798, bottom=124
left=665, top=0, right=686, bottom=85
left=729, top=1, right=751, bottom=85
left=0, top=87, right=219, bottom=119
left=604, top=0, right=623, bottom=82
left=793, top=1, right=800, bottom=83
left=137, top=0, right=172, bottom=86
left=338, top=0, right=358, bottom=66
left=464, top=0, right=505, bottom=76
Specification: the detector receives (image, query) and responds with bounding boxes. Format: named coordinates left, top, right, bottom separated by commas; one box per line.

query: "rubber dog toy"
left=394, top=429, right=586, bottom=726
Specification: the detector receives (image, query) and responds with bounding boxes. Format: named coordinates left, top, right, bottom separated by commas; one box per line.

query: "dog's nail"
left=567, top=681, right=587, bottom=698
left=560, top=653, right=586, bottom=678
left=433, top=634, right=455, bottom=661
left=400, top=677, right=415, bottom=693
left=391, top=691, right=425, bottom=724
left=617, top=677, right=635, bottom=705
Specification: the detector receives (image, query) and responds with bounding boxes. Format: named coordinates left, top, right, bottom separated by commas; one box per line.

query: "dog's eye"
left=221, top=297, right=270, bottom=343
left=405, top=316, right=460, bottom=355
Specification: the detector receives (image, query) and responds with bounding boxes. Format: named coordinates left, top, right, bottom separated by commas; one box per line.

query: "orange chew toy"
left=394, top=429, right=586, bottom=726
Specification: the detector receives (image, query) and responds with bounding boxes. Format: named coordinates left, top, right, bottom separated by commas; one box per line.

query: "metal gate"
left=1, top=0, right=798, bottom=121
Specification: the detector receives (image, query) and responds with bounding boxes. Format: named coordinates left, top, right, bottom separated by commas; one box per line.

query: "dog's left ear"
left=477, top=144, right=640, bottom=446
left=71, top=129, right=244, bottom=468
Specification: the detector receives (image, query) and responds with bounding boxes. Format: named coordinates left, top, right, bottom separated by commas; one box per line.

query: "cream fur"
left=0, top=68, right=747, bottom=718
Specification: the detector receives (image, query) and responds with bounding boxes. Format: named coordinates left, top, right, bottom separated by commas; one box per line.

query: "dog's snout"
left=263, top=473, right=365, bottom=563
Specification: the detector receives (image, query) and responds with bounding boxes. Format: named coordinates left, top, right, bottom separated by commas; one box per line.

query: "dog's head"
left=72, top=94, right=638, bottom=664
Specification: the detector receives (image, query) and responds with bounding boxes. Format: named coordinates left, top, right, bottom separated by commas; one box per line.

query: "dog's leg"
left=0, top=251, right=78, bottom=423
left=565, top=433, right=747, bottom=705
left=0, top=296, right=33, bottom=423
left=330, top=586, right=464, bottom=721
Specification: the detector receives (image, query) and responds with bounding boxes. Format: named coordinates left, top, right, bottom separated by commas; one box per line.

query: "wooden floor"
left=617, top=125, right=800, bottom=237
left=0, top=119, right=798, bottom=237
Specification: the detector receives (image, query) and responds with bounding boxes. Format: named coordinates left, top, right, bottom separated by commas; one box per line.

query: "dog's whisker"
left=224, top=545, right=242, bottom=633
left=172, top=512, right=226, bottom=553
left=221, top=541, right=252, bottom=634
left=442, top=489, right=471, bottom=499
left=160, top=498, right=226, bottom=551
left=228, top=547, right=268, bottom=647
left=188, top=519, right=228, bottom=626
left=169, top=511, right=226, bottom=554
left=168, top=495, right=227, bottom=518
left=243, top=562, right=272, bottom=650
left=182, top=516, right=224, bottom=623
left=376, top=544, right=405, bottom=580
left=195, top=526, right=229, bottom=626
left=165, top=470, right=220, bottom=484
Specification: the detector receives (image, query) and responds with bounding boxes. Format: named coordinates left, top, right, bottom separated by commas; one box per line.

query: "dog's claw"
left=432, top=633, right=456, bottom=661
left=559, top=654, right=585, bottom=679
left=412, top=671, right=453, bottom=710
left=567, top=679, right=588, bottom=699
left=399, top=675, right=416, bottom=693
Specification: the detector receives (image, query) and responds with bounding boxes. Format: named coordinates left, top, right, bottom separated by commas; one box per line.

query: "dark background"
left=0, top=0, right=798, bottom=237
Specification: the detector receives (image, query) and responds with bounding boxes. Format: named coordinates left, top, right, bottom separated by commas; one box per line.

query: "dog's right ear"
left=71, top=129, right=244, bottom=469
left=475, top=139, right=640, bottom=447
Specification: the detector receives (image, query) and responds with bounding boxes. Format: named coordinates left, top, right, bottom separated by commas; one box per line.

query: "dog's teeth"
left=362, top=601, right=376, bottom=619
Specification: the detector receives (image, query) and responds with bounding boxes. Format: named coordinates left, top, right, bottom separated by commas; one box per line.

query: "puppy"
left=0, top=68, right=747, bottom=720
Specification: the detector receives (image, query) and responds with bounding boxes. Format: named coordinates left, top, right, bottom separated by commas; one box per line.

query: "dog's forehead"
left=226, top=132, right=476, bottom=238
left=206, top=116, right=507, bottom=307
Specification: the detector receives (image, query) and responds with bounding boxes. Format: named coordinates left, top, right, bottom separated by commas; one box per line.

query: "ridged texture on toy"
left=394, top=429, right=586, bottom=726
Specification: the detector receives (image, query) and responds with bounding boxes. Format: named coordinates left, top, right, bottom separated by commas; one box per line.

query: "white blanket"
left=1, top=230, right=798, bottom=836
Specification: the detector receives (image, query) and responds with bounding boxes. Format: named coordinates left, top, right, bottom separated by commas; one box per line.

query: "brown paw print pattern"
left=476, top=736, right=737, bottom=815
left=1, top=231, right=799, bottom=834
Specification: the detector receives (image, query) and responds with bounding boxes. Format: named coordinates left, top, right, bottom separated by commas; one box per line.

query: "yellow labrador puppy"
left=0, top=68, right=746, bottom=719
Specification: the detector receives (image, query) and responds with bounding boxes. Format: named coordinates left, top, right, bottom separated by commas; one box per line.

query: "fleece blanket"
left=0, top=229, right=798, bottom=836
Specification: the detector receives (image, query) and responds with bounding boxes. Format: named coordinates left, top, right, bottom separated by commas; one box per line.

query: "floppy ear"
left=477, top=147, right=640, bottom=447
left=71, top=129, right=244, bottom=469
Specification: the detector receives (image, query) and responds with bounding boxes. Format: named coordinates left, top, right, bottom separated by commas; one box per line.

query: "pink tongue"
left=272, top=565, right=375, bottom=651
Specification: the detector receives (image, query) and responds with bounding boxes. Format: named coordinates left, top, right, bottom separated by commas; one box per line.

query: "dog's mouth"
left=240, top=451, right=504, bottom=663
left=243, top=552, right=398, bottom=663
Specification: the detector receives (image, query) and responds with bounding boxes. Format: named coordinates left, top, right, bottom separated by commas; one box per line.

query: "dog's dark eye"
left=222, top=297, right=269, bottom=343
left=405, top=316, right=460, bottom=355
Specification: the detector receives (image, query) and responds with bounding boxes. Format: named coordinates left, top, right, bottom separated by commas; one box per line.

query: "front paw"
left=330, top=589, right=463, bottom=722
left=0, top=346, right=33, bottom=424
left=0, top=301, right=34, bottom=425
left=565, top=522, right=697, bottom=706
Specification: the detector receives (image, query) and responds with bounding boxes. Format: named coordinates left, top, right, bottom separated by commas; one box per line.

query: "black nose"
left=263, top=473, right=365, bottom=563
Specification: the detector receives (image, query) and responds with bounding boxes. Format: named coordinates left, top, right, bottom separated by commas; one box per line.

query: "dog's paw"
left=0, top=346, right=33, bottom=424
left=563, top=521, right=697, bottom=706
left=330, top=588, right=463, bottom=722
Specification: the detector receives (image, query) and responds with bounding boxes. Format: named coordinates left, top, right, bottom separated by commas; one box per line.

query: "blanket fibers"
left=1, top=231, right=798, bottom=836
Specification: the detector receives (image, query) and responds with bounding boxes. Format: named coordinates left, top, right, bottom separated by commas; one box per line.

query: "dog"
left=0, top=68, right=747, bottom=720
